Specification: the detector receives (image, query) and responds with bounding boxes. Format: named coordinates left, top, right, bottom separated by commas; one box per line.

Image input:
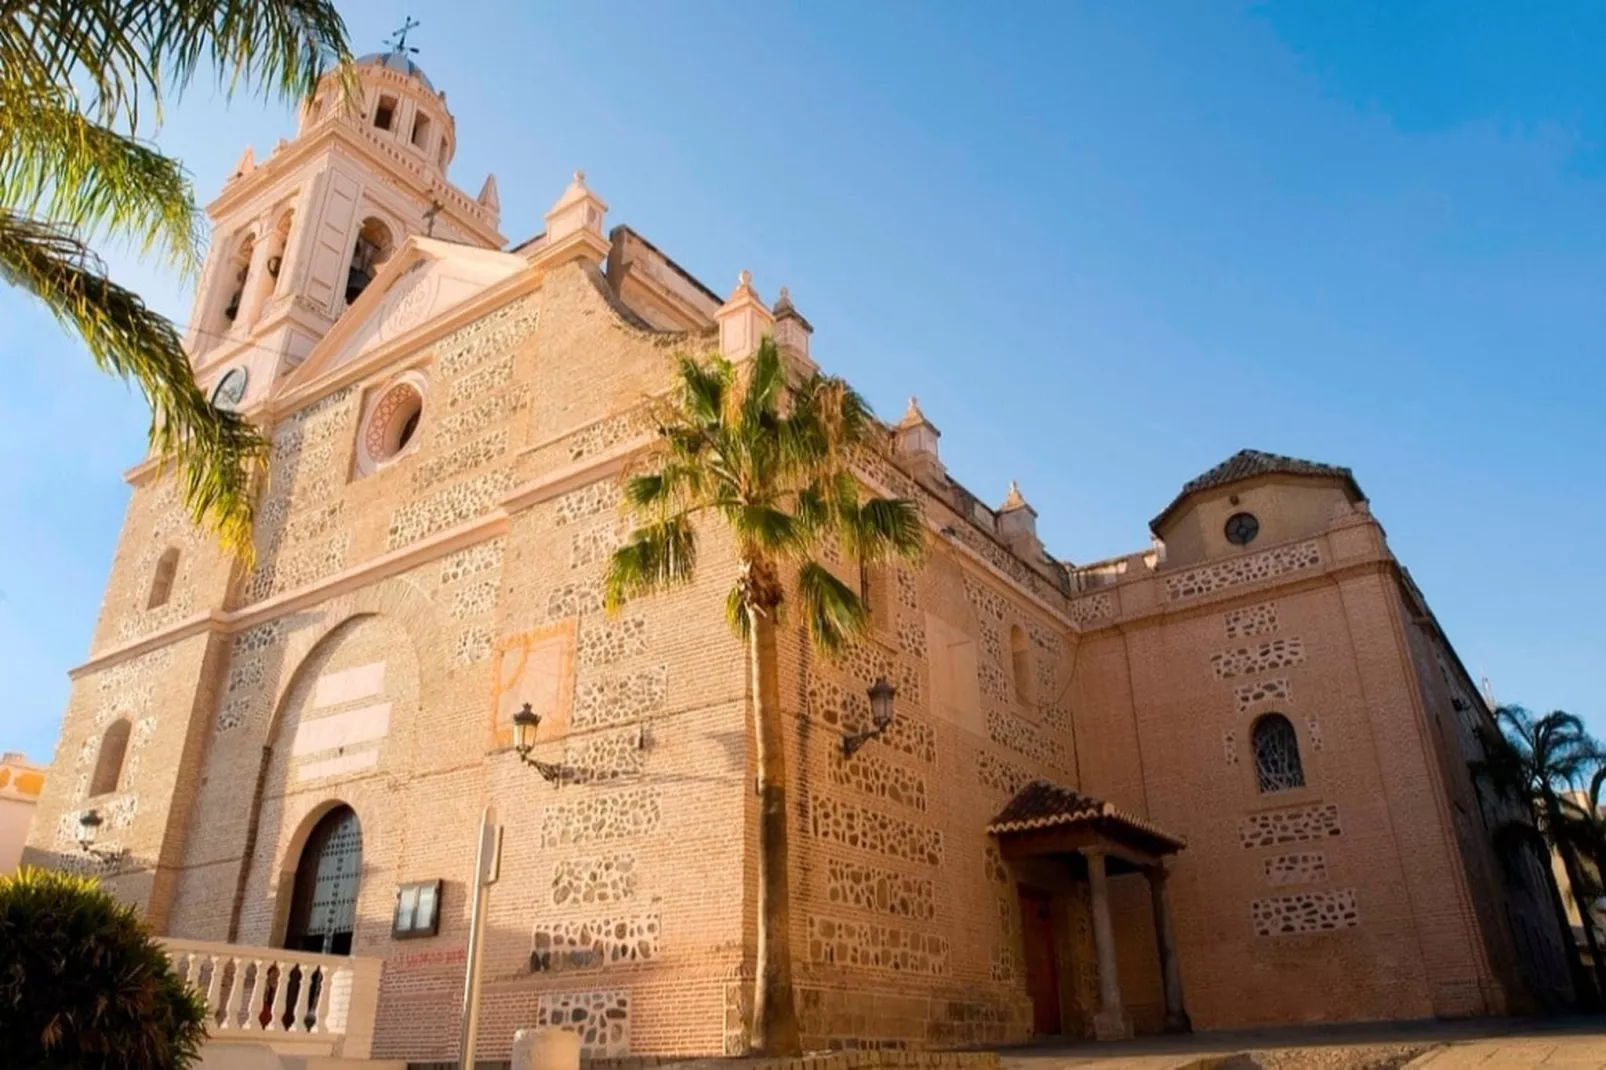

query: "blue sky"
left=2, top=1, right=1602, bottom=764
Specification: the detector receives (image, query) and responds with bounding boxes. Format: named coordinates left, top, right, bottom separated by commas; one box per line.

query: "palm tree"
left=605, top=338, right=923, bottom=1055
left=1492, top=705, right=1606, bottom=1002
left=1, top=1, right=353, bottom=552
left=1558, top=764, right=1606, bottom=929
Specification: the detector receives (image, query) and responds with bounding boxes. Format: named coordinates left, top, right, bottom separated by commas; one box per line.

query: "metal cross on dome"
left=385, top=16, right=421, bottom=56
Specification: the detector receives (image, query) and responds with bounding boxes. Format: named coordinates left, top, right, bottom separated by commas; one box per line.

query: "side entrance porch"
left=989, top=781, right=1190, bottom=1041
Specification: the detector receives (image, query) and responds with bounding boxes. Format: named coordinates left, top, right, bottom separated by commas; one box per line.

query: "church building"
left=24, top=50, right=1576, bottom=1064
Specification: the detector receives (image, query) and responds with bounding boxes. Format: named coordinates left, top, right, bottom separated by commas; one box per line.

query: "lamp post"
left=842, top=676, right=897, bottom=758
left=511, top=703, right=568, bottom=783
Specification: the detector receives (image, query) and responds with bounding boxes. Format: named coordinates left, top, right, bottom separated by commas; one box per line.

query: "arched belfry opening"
left=221, top=231, right=256, bottom=328
left=284, top=804, right=363, bottom=955
left=346, top=218, right=393, bottom=305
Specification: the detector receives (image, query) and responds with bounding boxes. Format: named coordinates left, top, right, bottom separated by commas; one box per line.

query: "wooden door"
left=285, top=806, right=362, bottom=955
left=1019, top=889, right=1062, bottom=1035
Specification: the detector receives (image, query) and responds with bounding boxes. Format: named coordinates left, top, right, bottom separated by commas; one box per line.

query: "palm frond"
left=676, top=353, right=730, bottom=428
left=725, top=585, right=751, bottom=640
left=796, top=561, right=865, bottom=655
left=604, top=516, right=699, bottom=613
left=0, top=88, right=201, bottom=265
left=0, top=211, right=264, bottom=553
left=738, top=337, right=787, bottom=430
left=840, top=496, right=924, bottom=565
left=734, top=504, right=811, bottom=559
left=0, top=0, right=352, bottom=131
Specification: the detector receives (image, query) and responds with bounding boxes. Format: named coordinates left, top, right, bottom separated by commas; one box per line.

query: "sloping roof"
left=987, top=780, right=1186, bottom=851
left=1150, top=449, right=1365, bottom=534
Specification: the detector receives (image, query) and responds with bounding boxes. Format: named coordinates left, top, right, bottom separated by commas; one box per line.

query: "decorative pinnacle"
left=897, top=396, right=932, bottom=429
left=779, top=286, right=791, bottom=302
left=738, top=269, right=752, bottom=287
left=573, top=170, right=585, bottom=184
left=1002, top=480, right=1029, bottom=511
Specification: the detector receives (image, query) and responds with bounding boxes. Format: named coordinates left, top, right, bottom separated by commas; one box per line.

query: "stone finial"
left=477, top=174, right=500, bottom=212
left=772, top=284, right=814, bottom=366
left=998, top=480, right=1041, bottom=560
left=894, top=395, right=943, bottom=487
left=544, top=167, right=608, bottom=242
left=716, top=269, right=773, bottom=362
left=1001, top=480, right=1034, bottom=514
left=231, top=146, right=255, bottom=180
left=897, top=396, right=935, bottom=430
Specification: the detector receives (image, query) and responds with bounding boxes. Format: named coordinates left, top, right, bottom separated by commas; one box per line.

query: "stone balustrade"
left=162, top=938, right=382, bottom=1059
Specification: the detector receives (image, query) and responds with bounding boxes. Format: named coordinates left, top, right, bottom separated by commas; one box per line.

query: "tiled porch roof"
left=987, top=780, right=1186, bottom=851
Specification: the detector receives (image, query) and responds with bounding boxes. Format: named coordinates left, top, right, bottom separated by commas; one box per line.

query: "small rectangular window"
left=392, top=879, right=442, bottom=938
left=374, top=95, right=396, bottom=131
left=411, top=112, right=431, bottom=149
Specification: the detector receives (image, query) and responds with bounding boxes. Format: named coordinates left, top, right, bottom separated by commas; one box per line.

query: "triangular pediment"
left=282, top=236, right=527, bottom=393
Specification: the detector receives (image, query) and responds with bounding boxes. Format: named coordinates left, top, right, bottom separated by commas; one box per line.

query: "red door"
left=1019, top=889, right=1062, bottom=1035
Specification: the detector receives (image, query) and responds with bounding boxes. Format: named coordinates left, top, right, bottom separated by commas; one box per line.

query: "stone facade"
left=23, top=51, right=1576, bottom=1065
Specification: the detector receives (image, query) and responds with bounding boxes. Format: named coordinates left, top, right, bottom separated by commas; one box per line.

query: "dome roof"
left=355, top=50, right=435, bottom=91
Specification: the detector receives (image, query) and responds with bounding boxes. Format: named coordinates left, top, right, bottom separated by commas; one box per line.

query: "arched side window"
left=345, top=217, right=393, bottom=305
left=1010, top=624, right=1033, bottom=705
left=90, top=719, right=132, bottom=796
left=148, top=547, right=179, bottom=609
left=1252, top=713, right=1305, bottom=793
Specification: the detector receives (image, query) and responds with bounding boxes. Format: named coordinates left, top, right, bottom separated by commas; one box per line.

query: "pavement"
left=996, top=1017, right=1606, bottom=1070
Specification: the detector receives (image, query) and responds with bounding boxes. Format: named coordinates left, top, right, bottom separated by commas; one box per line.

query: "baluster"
left=219, top=956, right=246, bottom=1031
left=243, top=958, right=268, bottom=1031
left=171, top=951, right=193, bottom=987
left=288, top=960, right=314, bottom=1032
left=310, top=965, right=334, bottom=1034
left=202, top=954, right=223, bottom=1022
left=267, top=960, right=290, bottom=1031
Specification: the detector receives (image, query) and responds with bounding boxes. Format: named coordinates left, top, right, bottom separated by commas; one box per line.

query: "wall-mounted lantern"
left=75, top=809, right=123, bottom=861
left=511, top=703, right=568, bottom=784
left=842, top=677, right=897, bottom=759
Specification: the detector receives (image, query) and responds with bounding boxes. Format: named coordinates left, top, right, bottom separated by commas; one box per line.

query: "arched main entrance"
left=284, top=805, right=363, bottom=955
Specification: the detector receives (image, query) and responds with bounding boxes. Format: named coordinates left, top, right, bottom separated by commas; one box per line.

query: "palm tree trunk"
left=747, top=603, right=801, bottom=1055
left=1559, top=839, right=1606, bottom=1005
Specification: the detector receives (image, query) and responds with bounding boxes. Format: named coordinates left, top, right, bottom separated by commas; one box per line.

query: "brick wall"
left=26, top=250, right=1559, bottom=1062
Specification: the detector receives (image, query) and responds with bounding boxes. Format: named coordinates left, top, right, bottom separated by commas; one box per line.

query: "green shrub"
left=0, top=866, right=208, bottom=1069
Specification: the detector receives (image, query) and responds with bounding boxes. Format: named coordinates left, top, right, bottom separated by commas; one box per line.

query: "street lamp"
left=511, top=703, right=568, bottom=783
left=842, top=677, right=897, bottom=758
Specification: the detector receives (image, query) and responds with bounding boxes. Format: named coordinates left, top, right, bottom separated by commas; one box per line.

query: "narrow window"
left=1252, top=713, right=1305, bottom=793
left=147, top=547, right=179, bottom=608
left=373, top=95, right=396, bottom=131
left=90, top=719, right=131, bottom=796
left=1010, top=624, right=1033, bottom=705
left=438, top=137, right=451, bottom=168
left=410, top=112, right=432, bottom=150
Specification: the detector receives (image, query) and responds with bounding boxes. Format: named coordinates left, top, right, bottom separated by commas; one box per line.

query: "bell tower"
left=186, top=29, right=504, bottom=411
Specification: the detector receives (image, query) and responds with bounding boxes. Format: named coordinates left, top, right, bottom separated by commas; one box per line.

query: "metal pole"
left=459, top=805, right=500, bottom=1070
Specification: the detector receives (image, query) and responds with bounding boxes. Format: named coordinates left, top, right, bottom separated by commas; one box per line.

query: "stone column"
left=1148, top=862, right=1191, bottom=1033
left=233, top=214, right=277, bottom=333
left=1084, top=848, right=1132, bottom=1041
